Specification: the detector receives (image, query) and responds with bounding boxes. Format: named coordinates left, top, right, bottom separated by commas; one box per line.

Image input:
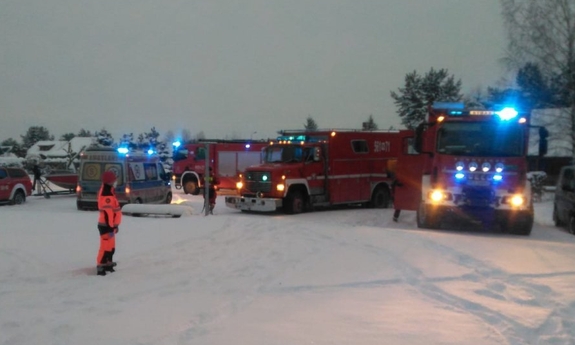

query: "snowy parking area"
left=1, top=188, right=575, bottom=345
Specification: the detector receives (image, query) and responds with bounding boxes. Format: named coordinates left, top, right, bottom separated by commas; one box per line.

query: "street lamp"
left=250, top=131, right=257, bottom=140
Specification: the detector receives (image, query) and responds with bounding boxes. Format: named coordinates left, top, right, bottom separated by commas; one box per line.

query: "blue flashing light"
left=147, top=149, right=155, bottom=155
left=117, top=147, right=129, bottom=154
left=496, top=107, right=518, bottom=121
left=245, top=144, right=251, bottom=149
left=449, top=110, right=463, bottom=115
left=433, top=102, right=464, bottom=110
left=455, top=172, right=465, bottom=180
left=172, top=141, right=181, bottom=148
left=493, top=174, right=503, bottom=181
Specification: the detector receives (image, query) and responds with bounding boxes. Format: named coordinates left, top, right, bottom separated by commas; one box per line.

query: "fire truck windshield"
left=172, top=148, right=189, bottom=162
left=436, top=122, right=525, bottom=157
left=263, top=145, right=313, bottom=163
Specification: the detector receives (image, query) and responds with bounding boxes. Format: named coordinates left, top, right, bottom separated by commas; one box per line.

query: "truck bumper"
left=225, top=196, right=282, bottom=212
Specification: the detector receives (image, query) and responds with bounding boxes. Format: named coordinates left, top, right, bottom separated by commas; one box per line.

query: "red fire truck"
left=225, top=130, right=402, bottom=214
left=393, top=103, right=548, bottom=235
left=171, top=140, right=268, bottom=194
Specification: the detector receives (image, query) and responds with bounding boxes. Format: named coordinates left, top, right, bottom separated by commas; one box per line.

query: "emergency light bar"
left=432, top=102, right=464, bottom=110
left=275, top=134, right=328, bottom=143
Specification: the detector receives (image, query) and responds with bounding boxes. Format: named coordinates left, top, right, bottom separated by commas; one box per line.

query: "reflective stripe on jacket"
left=98, top=185, right=122, bottom=228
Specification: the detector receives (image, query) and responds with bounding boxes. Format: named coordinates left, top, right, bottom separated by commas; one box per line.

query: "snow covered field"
left=1, top=188, right=575, bottom=345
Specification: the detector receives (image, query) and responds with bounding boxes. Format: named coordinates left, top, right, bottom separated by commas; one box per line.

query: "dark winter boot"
left=96, top=265, right=107, bottom=276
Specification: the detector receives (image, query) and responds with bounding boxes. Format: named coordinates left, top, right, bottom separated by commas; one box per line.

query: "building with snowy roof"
left=26, top=137, right=96, bottom=172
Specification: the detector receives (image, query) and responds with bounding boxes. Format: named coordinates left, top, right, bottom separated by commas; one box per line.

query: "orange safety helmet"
left=102, top=171, right=117, bottom=185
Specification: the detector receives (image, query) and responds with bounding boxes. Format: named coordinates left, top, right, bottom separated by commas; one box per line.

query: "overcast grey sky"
left=0, top=0, right=508, bottom=142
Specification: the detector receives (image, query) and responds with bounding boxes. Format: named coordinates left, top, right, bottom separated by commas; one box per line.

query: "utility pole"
left=204, top=143, right=210, bottom=216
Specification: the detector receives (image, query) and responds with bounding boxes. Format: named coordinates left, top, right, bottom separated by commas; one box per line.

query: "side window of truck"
left=351, top=140, right=368, bottom=153
left=196, top=147, right=206, bottom=160
left=405, top=137, right=418, bottom=155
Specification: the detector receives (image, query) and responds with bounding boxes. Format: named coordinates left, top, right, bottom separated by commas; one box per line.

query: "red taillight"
left=76, top=185, right=81, bottom=194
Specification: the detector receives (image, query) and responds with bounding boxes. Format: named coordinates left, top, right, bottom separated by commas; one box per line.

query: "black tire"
left=134, top=198, right=143, bottom=204
left=10, top=190, right=25, bottom=205
left=507, top=211, right=534, bottom=236
left=416, top=202, right=441, bottom=229
left=569, top=216, right=575, bottom=235
left=284, top=190, right=304, bottom=214
left=183, top=180, right=199, bottom=195
left=553, top=204, right=563, bottom=227
left=165, top=192, right=173, bottom=204
left=370, top=186, right=391, bottom=209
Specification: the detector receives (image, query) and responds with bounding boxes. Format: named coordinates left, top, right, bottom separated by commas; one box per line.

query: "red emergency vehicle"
left=171, top=140, right=268, bottom=195
left=225, top=130, right=401, bottom=214
left=393, top=103, right=548, bottom=235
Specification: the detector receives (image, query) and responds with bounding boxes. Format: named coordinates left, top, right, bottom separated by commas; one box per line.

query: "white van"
left=76, top=147, right=172, bottom=210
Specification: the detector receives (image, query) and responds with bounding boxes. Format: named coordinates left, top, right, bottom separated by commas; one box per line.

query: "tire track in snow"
left=265, top=219, right=575, bottom=345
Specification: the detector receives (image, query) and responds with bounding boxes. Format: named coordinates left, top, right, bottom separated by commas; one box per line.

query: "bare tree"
left=501, top=0, right=575, bottom=158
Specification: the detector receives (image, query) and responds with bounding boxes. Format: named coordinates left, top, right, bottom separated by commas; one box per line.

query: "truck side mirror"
left=538, top=127, right=549, bottom=157
left=414, top=123, right=426, bottom=153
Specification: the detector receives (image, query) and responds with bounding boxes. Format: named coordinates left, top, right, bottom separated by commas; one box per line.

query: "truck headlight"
left=510, top=195, right=524, bottom=207
left=429, top=190, right=445, bottom=202
left=236, top=181, right=243, bottom=189
left=276, top=183, right=285, bottom=192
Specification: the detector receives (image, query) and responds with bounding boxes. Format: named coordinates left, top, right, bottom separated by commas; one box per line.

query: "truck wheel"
left=370, top=186, right=391, bottom=209
left=10, top=190, right=25, bottom=205
left=284, top=190, right=304, bottom=214
left=416, top=202, right=441, bottom=229
left=507, top=212, right=533, bottom=236
left=553, top=205, right=563, bottom=227
left=183, top=180, right=199, bottom=195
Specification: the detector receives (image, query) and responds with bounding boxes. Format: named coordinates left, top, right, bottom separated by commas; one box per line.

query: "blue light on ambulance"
left=172, top=141, right=181, bottom=148
left=117, top=147, right=129, bottom=154
left=496, top=107, right=518, bottom=121
left=455, top=172, right=465, bottom=180
left=147, top=149, right=155, bottom=155
left=493, top=174, right=503, bottom=181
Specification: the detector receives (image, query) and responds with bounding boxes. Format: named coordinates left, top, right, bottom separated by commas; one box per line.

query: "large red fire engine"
left=225, top=130, right=402, bottom=214
left=393, top=103, right=548, bottom=235
left=172, top=140, right=268, bottom=194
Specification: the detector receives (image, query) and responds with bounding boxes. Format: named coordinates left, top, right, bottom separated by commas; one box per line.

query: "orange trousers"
left=97, top=232, right=116, bottom=265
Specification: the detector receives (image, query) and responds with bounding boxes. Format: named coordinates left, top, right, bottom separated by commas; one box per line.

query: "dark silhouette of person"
left=32, top=164, right=42, bottom=192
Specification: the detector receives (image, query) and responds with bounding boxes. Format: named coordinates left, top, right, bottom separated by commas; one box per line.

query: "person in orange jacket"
left=96, top=170, right=122, bottom=276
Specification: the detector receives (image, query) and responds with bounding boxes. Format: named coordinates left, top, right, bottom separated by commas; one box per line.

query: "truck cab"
left=394, top=103, right=548, bottom=235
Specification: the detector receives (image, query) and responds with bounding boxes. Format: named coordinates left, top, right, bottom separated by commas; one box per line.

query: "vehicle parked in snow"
left=225, top=129, right=401, bottom=214
left=393, top=103, right=549, bottom=235
left=553, top=165, right=575, bottom=234
left=76, top=147, right=172, bottom=210
left=171, top=140, right=267, bottom=195
left=0, top=167, right=33, bottom=205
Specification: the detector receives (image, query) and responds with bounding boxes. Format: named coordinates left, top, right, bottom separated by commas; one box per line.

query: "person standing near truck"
left=96, top=171, right=122, bottom=276
left=204, top=167, right=219, bottom=214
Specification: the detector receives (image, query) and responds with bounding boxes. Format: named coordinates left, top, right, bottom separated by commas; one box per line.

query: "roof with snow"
left=26, top=137, right=96, bottom=160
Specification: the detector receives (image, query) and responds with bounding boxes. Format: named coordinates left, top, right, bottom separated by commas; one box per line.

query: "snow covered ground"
left=1, top=188, right=575, bottom=345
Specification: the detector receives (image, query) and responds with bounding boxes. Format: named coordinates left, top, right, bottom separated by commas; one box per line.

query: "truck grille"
left=245, top=171, right=271, bottom=193
left=462, top=187, right=494, bottom=207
